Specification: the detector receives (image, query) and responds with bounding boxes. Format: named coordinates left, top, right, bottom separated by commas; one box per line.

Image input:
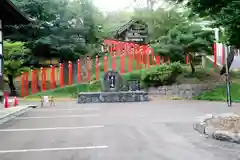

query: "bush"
left=88, top=80, right=101, bottom=92
left=127, top=72, right=142, bottom=80
left=142, top=62, right=182, bottom=87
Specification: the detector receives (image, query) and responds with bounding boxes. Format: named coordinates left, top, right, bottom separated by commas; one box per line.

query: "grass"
left=196, top=69, right=240, bottom=102
left=196, top=83, right=240, bottom=102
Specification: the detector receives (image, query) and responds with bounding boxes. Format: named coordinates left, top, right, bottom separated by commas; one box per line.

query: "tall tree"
left=3, top=41, right=30, bottom=95
left=167, top=0, right=240, bottom=47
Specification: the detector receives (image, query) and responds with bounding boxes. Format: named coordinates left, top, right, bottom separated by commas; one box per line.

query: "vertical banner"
left=112, top=55, right=116, bottom=71
left=68, top=61, right=73, bottom=85
left=213, top=42, right=217, bottom=68
left=104, top=56, right=108, bottom=73
left=21, top=72, right=25, bottom=97
left=59, top=63, right=64, bottom=88
left=31, top=70, right=35, bottom=94
left=120, top=54, right=125, bottom=74
left=95, top=56, right=99, bottom=80
left=77, top=59, right=81, bottom=84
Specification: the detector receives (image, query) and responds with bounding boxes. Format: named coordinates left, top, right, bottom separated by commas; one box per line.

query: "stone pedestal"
left=77, top=91, right=149, bottom=104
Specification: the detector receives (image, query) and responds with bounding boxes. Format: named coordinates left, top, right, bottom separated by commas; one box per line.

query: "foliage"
left=142, top=62, right=182, bottom=87
left=167, top=0, right=240, bottom=47
left=196, top=83, right=240, bottom=102
left=3, top=41, right=30, bottom=95
left=88, top=80, right=101, bottom=92
left=6, top=0, right=102, bottom=60
left=151, top=22, right=214, bottom=73
left=4, top=41, right=30, bottom=80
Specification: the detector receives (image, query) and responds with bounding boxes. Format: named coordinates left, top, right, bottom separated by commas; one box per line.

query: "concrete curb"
left=0, top=105, right=37, bottom=125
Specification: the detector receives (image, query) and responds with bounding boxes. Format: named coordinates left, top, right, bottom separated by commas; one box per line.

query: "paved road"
left=0, top=100, right=240, bottom=160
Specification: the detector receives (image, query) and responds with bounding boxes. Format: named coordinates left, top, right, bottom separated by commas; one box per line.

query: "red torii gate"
left=103, top=39, right=155, bottom=65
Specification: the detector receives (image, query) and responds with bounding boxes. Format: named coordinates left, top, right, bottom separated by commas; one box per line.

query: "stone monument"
left=77, top=71, right=149, bottom=103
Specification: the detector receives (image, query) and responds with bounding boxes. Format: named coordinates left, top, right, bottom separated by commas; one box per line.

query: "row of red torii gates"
left=19, top=39, right=186, bottom=97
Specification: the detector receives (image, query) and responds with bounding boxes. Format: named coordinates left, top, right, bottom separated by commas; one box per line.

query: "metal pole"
left=224, top=45, right=232, bottom=107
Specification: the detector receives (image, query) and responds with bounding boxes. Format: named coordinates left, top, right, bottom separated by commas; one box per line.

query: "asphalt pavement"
left=0, top=100, right=240, bottom=160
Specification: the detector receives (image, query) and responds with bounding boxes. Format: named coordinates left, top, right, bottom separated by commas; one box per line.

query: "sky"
left=93, top=0, right=147, bottom=12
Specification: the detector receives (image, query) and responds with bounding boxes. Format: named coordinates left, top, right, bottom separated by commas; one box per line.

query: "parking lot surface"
left=0, top=100, right=240, bottom=160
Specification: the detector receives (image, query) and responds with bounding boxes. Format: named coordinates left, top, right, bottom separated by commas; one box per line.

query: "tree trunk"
left=7, top=75, right=17, bottom=96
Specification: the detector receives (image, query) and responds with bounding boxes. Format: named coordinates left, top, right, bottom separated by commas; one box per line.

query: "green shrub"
left=142, top=62, right=182, bottom=87
left=128, top=72, right=142, bottom=80
left=88, top=80, right=101, bottom=92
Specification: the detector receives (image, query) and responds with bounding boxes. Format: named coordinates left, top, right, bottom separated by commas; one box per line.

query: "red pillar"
left=25, top=72, right=29, bottom=96
left=68, top=61, right=73, bottom=85
left=31, top=70, right=35, bottom=94
left=41, top=68, right=46, bottom=92
left=77, top=59, right=81, bottom=83
left=50, top=65, right=56, bottom=89
left=168, top=56, right=171, bottom=64
left=87, top=57, right=91, bottom=82
left=128, top=53, right=132, bottom=72
left=156, top=55, right=160, bottom=65
left=213, top=43, right=217, bottom=68
left=186, top=55, right=189, bottom=64
left=120, top=54, right=125, bottom=74
left=95, top=56, right=99, bottom=80
left=162, top=56, right=165, bottom=64
left=104, top=56, right=108, bottom=72
left=21, top=73, right=25, bottom=97
left=112, top=55, right=116, bottom=71
left=59, top=63, right=64, bottom=88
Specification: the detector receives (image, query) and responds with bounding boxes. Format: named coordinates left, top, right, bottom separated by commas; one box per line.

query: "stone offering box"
left=78, top=71, right=149, bottom=103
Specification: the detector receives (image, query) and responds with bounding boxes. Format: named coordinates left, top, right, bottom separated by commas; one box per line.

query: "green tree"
left=133, top=7, right=188, bottom=41
left=3, top=41, right=30, bottom=95
left=152, top=23, right=214, bottom=74
left=6, top=0, right=101, bottom=60
left=167, top=0, right=240, bottom=47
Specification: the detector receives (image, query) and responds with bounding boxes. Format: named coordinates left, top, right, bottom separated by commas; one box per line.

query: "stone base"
left=77, top=91, right=149, bottom=103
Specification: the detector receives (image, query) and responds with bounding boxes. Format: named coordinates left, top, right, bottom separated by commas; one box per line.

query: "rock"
left=212, top=130, right=240, bottom=144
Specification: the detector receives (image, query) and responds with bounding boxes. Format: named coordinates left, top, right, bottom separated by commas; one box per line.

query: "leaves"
left=3, top=41, right=30, bottom=81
